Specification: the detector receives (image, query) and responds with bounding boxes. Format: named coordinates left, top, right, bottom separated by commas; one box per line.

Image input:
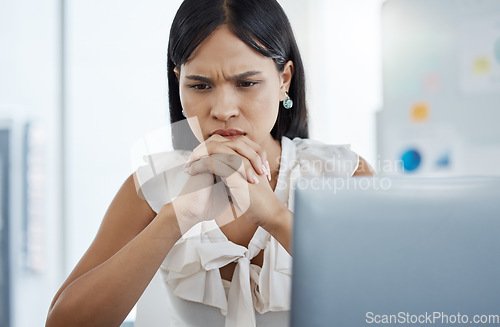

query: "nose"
left=210, top=86, right=239, bottom=122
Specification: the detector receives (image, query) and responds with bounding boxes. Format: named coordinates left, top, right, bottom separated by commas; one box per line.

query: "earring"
left=182, top=110, right=186, bottom=117
left=283, top=91, right=293, bottom=109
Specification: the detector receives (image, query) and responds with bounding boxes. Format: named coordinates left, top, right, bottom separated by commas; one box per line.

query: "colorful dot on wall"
left=473, top=56, right=490, bottom=75
left=423, top=73, right=442, bottom=93
left=495, top=37, right=500, bottom=65
left=400, top=149, right=422, bottom=172
left=410, top=102, right=429, bottom=123
left=435, top=151, right=451, bottom=168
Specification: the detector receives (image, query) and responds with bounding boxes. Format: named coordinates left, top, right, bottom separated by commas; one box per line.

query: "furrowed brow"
left=227, top=71, right=262, bottom=81
left=185, top=71, right=262, bottom=83
left=185, top=75, right=213, bottom=84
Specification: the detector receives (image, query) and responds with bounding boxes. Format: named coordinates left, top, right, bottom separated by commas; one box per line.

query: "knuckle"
left=205, top=141, right=216, bottom=151
left=232, top=139, right=244, bottom=149
left=258, top=148, right=267, bottom=159
left=196, top=157, right=208, bottom=168
left=246, top=167, right=254, bottom=178
left=243, top=157, right=254, bottom=170
left=252, top=153, right=262, bottom=165
left=227, top=154, right=240, bottom=166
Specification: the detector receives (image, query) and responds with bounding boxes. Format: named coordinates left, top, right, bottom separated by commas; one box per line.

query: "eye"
left=188, top=84, right=211, bottom=90
left=236, top=81, right=260, bottom=88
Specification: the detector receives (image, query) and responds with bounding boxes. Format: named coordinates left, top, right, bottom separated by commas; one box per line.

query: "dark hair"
left=168, top=0, right=308, bottom=150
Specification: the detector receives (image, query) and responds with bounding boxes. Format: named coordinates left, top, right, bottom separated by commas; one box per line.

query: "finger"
left=223, top=174, right=251, bottom=214
left=211, top=153, right=259, bottom=184
left=187, top=154, right=259, bottom=184
left=214, top=135, right=271, bottom=180
left=187, top=155, right=236, bottom=178
left=226, top=135, right=268, bottom=168
left=188, top=135, right=268, bottom=177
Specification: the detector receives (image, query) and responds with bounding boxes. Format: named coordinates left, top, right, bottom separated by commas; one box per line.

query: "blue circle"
left=401, top=149, right=421, bottom=172
left=495, top=37, right=500, bottom=65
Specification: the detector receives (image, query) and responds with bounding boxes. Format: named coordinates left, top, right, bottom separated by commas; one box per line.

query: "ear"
left=279, top=60, right=294, bottom=100
left=174, top=66, right=180, bottom=81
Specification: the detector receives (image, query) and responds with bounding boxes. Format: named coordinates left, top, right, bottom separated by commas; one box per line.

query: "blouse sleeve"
left=292, top=137, right=359, bottom=177
left=134, top=150, right=191, bottom=213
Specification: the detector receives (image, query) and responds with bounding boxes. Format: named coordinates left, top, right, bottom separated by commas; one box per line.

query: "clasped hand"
left=171, top=134, right=280, bottom=234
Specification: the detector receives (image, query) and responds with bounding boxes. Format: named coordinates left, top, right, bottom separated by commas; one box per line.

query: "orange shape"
left=411, top=102, right=429, bottom=122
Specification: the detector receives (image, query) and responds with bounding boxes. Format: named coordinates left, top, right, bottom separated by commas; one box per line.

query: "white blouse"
left=135, top=136, right=359, bottom=327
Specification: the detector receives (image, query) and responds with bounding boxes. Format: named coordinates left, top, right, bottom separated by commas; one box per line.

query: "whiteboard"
left=378, top=0, right=500, bottom=176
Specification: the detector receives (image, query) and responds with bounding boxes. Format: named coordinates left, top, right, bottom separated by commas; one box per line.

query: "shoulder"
left=284, top=137, right=371, bottom=177
left=135, top=150, right=191, bottom=174
left=290, top=137, right=358, bottom=160
left=352, top=156, right=375, bottom=176
left=105, top=174, right=158, bottom=231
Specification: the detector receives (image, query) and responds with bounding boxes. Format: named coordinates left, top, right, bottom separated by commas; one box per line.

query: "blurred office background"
left=1, top=0, right=499, bottom=326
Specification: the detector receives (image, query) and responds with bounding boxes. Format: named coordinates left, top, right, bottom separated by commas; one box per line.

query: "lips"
left=211, top=129, right=246, bottom=137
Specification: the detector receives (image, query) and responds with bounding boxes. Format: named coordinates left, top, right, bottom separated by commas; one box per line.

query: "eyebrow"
left=185, top=71, right=262, bottom=83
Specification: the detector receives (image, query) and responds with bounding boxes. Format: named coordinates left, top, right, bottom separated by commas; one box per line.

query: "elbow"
left=45, top=295, right=79, bottom=327
left=45, top=306, right=67, bottom=327
left=45, top=295, right=85, bottom=327
left=45, top=299, right=123, bottom=327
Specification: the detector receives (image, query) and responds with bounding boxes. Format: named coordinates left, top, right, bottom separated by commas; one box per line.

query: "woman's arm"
left=353, top=156, right=376, bottom=176
left=260, top=204, right=293, bottom=255
left=259, top=155, right=375, bottom=255
left=46, top=175, right=181, bottom=327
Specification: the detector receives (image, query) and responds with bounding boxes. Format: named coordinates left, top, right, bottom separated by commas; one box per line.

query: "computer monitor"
left=291, top=177, right=500, bottom=327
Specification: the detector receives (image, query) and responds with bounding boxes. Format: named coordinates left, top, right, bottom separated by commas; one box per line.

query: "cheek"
left=246, top=87, right=280, bottom=123
left=178, top=88, right=191, bottom=112
left=179, top=89, right=207, bottom=142
left=179, top=89, right=205, bottom=118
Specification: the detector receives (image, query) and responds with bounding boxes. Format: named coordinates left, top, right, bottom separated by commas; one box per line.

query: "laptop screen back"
left=291, top=177, right=500, bottom=327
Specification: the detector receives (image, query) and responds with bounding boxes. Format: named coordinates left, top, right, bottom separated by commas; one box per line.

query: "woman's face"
left=175, top=24, right=293, bottom=147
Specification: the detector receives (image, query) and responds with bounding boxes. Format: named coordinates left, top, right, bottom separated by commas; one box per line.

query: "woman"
left=46, top=0, right=374, bottom=326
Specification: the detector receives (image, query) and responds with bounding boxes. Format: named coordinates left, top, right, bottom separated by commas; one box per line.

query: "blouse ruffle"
left=159, top=221, right=290, bottom=327
left=135, top=136, right=359, bottom=327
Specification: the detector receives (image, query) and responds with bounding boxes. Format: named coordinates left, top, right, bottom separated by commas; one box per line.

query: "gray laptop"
left=291, top=177, right=500, bottom=327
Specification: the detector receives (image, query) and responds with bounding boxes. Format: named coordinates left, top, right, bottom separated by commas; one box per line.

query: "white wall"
left=65, top=0, right=183, bottom=273
left=275, top=0, right=384, bottom=165
left=303, top=0, right=384, bottom=164
left=0, top=0, right=62, bottom=326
